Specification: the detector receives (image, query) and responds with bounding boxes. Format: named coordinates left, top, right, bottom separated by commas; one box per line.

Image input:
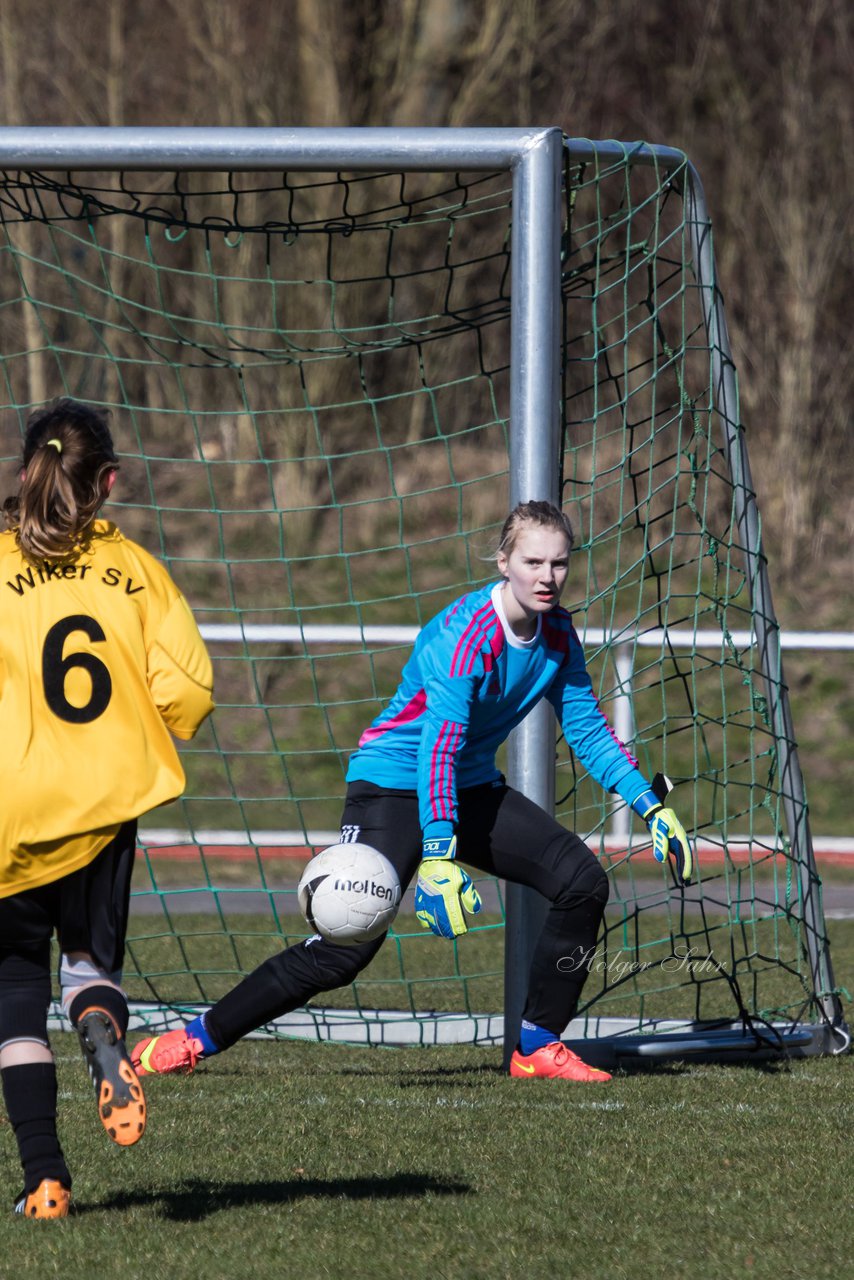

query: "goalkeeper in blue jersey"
left=0, top=400, right=214, bottom=1218
left=133, top=500, right=693, bottom=1085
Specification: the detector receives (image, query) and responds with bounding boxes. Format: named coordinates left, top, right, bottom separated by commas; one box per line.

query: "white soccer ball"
left=297, top=842, right=401, bottom=946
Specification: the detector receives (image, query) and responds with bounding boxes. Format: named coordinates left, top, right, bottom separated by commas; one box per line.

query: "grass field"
left=2, top=920, right=851, bottom=1280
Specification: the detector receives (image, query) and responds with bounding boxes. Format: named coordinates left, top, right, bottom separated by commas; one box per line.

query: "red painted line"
left=601, top=842, right=853, bottom=867
left=135, top=841, right=854, bottom=865
left=136, top=845, right=316, bottom=861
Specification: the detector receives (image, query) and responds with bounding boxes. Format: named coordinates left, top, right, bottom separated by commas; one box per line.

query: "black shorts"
left=0, top=821, right=137, bottom=974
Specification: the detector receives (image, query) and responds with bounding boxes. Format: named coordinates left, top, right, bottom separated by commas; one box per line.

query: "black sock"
left=1, top=1062, right=71, bottom=1194
left=68, top=985, right=129, bottom=1038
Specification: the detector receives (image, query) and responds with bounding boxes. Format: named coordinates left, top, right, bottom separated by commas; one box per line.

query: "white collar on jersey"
left=491, top=582, right=541, bottom=649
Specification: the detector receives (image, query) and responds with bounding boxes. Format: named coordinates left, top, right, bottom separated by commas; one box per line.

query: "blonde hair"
left=3, top=399, right=118, bottom=564
left=495, top=500, right=574, bottom=560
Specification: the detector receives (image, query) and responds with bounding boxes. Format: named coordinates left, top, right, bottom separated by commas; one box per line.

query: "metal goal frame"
left=0, top=126, right=843, bottom=1062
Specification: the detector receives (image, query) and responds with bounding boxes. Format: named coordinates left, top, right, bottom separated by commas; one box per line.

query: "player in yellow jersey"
left=0, top=399, right=214, bottom=1218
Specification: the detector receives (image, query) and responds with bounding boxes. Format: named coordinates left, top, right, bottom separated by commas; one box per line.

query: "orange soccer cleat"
left=76, top=1009, right=147, bottom=1146
left=131, top=1029, right=204, bottom=1077
left=14, top=1179, right=71, bottom=1219
left=509, top=1041, right=612, bottom=1083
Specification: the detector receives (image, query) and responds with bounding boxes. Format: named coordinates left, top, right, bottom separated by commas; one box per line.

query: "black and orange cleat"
left=14, top=1178, right=71, bottom=1219
left=77, top=1009, right=146, bottom=1146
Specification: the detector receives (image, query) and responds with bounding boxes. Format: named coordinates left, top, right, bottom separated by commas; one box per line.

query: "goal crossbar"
left=0, top=125, right=845, bottom=1062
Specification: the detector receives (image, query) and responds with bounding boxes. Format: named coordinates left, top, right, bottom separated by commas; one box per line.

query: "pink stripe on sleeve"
left=430, top=719, right=463, bottom=822
left=358, top=688, right=427, bottom=747
left=450, top=603, right=497, bottom=677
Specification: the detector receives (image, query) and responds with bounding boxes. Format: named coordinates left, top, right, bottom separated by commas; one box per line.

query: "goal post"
left=0, top=126, right=845, bottom=1063
left=557, top=138, right=846, bottom=1060
left=680, top=147, right=841, bottom=1039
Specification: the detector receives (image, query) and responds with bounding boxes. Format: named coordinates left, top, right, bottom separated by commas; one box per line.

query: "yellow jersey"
left=0, top=519, right=214, bottom=896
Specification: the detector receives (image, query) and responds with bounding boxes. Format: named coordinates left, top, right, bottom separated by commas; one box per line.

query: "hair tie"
left=46, top=438, right=63, bottom=453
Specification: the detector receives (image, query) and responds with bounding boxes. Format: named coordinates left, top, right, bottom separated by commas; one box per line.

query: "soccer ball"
left=297, top=842, right=401, bottom=946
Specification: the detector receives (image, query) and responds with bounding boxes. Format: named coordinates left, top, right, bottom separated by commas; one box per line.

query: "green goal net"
left=0, top=137, right=844, bottom=1057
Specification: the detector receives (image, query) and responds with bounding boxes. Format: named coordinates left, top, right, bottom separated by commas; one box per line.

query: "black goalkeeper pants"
left=205, top=781, right=609, bottom=1049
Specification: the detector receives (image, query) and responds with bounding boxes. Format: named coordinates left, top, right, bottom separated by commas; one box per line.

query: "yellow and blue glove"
left=414, top=835, right=483, bottom=939
left=632, top=774, right=695, bottom=885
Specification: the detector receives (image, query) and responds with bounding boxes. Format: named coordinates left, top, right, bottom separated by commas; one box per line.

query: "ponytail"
left=3, top=399, right=118, bottom=564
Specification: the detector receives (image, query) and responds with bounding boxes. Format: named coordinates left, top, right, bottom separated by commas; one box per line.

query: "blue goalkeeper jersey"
left=346, top=582, right=651, bottom=839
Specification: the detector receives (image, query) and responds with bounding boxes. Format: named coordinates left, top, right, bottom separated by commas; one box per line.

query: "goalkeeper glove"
left=633, top=776, right=695, bottom=885
left=646, top=806, right=694, bottom=885
left=415, top=856, right=482, bottom=939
